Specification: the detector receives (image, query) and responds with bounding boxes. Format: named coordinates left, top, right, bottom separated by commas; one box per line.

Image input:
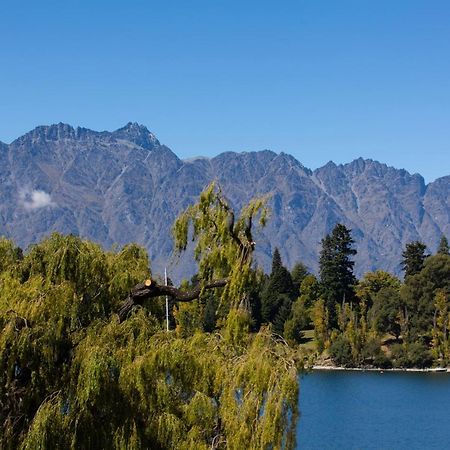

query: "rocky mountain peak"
left=16, top=123, right=77, bottom=144
left=317, top=160, right=338, bottom=172
left=112, top=122, right=160, bottom=150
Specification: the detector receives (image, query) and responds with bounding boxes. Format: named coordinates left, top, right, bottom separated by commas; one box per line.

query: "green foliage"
left=391, top=342, right=433, bottom=368
left=310, top=238, right=450, bottom=369
left=0, top=237, right=23, bottom=274
left=0, top=234, right=152, bottom=449
left=311, top=298, right=329, bottom=352
left=360, top=338, right=392, bottom=368
left=298, top=275, right=320, bottom=309
left=431, top=290, right=449, bottom=362
left=173, top=301, right=205, bottom=338
left=437, top=235, right=449, bottom=256
left=284, top=297, right=309, bottom=345
left=19, top=234, right=150, bottom=322
left=172, top=183, right=268, bottom=333
left=319, top=224, right=357, bottom=328
left=0, top=238, right=300, bottom=450
left=335, top=301, right=368, bottom=363
left=291, top=262, right=309, bottom=293
left=173, top=182, right=268, bottom=312
left=371, top=286, right=403, bottom=339
left=356, top=270, right=401, bottom=309
left=329, top=335, right=353, bottom=366
left=1, top=291, right=299, bottom=450
left=202, top=291, right=219, bottom=333
left=223, top=308, right=252, bottom=348
left=1, top=188, right=300, bottom=449
left=401, top=240, right=428, bottom=278
left=400, top=253, right=450, bottom=340
left=272, top=295, right=292, bottom=336
left=261, top=249, right=295, bottom=326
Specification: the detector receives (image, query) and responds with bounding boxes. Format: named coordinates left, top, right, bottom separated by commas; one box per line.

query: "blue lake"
left=296, top=370, right=450, bottom=449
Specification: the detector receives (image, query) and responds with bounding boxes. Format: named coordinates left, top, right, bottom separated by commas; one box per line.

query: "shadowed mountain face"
left=0, top=123, right=448, bottom=280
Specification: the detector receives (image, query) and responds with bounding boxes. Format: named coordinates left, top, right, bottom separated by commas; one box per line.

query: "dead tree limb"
left=118, top=278, right=227, bottom=322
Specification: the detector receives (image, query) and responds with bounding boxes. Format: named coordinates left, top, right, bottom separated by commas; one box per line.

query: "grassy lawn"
left=299, top=329, right=317, bottom=351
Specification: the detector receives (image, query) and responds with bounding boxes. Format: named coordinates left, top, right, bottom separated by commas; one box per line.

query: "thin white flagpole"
left=165, top=267, right=169, bottom=332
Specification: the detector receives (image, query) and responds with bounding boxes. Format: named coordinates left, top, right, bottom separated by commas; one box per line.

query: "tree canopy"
left=0, top=184, right=300, bottom=450
left=401, top=241, right=428, bottom=278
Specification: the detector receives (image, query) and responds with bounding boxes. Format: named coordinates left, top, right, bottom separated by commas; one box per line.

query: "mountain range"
left=0, top=122, right=449, bottom=281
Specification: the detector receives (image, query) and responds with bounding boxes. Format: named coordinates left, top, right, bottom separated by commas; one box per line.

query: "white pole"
left=165, top=267, right=169, bottom=332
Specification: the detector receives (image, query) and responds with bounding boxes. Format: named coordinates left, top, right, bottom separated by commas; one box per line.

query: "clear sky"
left=1, top=0, right=449, bottom=182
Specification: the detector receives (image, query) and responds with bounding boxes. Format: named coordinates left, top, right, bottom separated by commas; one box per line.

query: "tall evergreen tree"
left=261, top=248, right=294, bottom=324
left=268, top=248, right=294, bottom=295
left=437, top=235, right=450, bottom=255
left=319, top=223, right=357, bottom=328
left=401, top=253, right=450, bottom=340
left=401, top=241, right=428, bottom=278
left=291, top=261, right=309, bottom=293
left=272, top=247, right=283, bottom=273
left=272, top=295, right=293, bottom=335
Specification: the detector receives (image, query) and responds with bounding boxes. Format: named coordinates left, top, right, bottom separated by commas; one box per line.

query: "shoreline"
left=312, top=365, right=450, bottom=373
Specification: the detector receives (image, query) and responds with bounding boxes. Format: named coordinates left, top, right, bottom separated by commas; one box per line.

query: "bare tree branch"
left=118, top=278, right=228, bottom=322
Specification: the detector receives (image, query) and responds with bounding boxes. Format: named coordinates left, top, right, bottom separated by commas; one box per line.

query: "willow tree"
left=1, top=184, right=300, bottom=450
left=118, top=182, right=268, bottom=323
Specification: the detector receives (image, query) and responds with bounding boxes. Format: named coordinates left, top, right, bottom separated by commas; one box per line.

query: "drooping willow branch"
left=118, top=183, right=268, bottom=322
left=117, top=278, right=227, bottom=322
left=216, top=192, right=256, bottom=265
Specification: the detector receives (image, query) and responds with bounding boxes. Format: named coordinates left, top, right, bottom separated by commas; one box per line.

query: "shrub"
left=361, top=338, right=392, bottom=368
left=391, top=342, right=432, bottom=368
left=329, top=335, right=353, bottom=366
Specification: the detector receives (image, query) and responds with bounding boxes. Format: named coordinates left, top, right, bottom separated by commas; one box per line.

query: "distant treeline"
left=243, top=227, right=450, bottom=369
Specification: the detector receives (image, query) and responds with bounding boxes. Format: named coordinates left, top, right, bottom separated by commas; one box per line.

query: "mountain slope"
left=0, top=123, right=448, bottom=280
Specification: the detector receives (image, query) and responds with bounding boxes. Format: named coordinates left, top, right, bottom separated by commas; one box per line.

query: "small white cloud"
left=19, top=188, right=57, bottom=210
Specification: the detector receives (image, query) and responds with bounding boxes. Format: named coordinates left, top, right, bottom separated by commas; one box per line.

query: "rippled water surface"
left=296, top=370, right=450, bottom=449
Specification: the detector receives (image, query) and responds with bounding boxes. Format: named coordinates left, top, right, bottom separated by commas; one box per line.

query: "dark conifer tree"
left=272, top=295, right=292, bottom=335
left=319, top=224, right=357, bottom=328
left=291, top=262, right=309, bottom=294
left=272, top=248, right=282, bottom=273
left=437, top=235, right=450, bottom=255
left=261, top=286, right=280, bottom=324
left=401, top=241, right=428, bottom=278
left=261, top=248, right=294, bottom=324
left=248, top=287, right=263, bottom=331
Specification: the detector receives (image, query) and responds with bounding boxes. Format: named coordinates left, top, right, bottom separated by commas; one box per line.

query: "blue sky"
left=1, top=0, right=449, bottom=182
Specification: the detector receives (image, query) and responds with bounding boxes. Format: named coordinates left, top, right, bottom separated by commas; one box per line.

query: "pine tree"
left=269, top=248, right=295, bottom=295
left=437, top=235, right=450, bottom=255
left=272, top=295, right=292, bottom=335
left=401, top=240, right=428, bottom=278
left=261, top=249, right=294, bottom=324
left=319, top=224, right=357, bottom=329
left=272, top=247, right=282, bottom=273
left=291, top=262, right=309, bottom=293
left=261, top=278, right=280, bottom=324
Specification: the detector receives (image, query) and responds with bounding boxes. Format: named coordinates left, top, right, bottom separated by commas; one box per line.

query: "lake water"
left=296, top=370, right=450, bottom=449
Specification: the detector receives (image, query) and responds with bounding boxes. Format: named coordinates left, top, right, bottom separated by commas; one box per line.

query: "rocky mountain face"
left=0, top=122, right=448, bottom=280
